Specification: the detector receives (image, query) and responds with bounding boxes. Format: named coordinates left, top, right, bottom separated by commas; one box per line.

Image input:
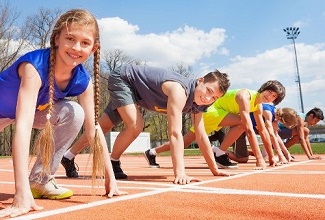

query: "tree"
left=0, top=1, right=32, bottom=155
left=170, top=61, right=193, bottom=78
left=25, top=8, right=62, bottom=49
left=102, top=49, right=139, bottom=73
left=0, top=0, right=30, bottom=71
left=0, top=6, right=64, bottom=155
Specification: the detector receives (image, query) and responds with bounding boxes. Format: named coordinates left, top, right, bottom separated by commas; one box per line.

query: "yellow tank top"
left=209, top=89, right=259, bottom=114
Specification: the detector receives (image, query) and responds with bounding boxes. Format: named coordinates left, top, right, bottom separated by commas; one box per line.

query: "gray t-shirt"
left=120, top=64, right=208, bottom=114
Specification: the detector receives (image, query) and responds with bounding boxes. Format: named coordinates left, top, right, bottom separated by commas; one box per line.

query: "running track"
left=0, top=154, right=324, bottom=220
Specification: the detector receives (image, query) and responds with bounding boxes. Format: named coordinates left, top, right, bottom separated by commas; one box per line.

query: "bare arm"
left=162, top=81, right=200, bottom=184
left=296, top=118, right=313, bottom=159
left=273, top=122, right=292, bottom=161
left=193, top=112, right=230, bottom=176
left=78, top=83, right=126, bottom=196
left=0, top=63, right=44, bottom=218
left=260, top=108, right=287, bottom=164
left=236, top=90, right=266, bottom=169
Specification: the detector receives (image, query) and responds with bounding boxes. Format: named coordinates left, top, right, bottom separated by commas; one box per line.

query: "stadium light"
left=283, top=27, right=304, bottom=113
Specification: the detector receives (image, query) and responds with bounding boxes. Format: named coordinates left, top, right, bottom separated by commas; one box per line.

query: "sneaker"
left=61, top=156, right=79, bottom=178
left=144, top=149, right=160, bottom=168
left=214, top=154, right=238, bottom=169
left=111, top=160, right=128, bottom=179
left=30, top=178, right=73, bottom=200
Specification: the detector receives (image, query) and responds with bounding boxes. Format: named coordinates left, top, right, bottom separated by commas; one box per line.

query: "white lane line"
left=262, top=171, right=325, bottom=175
left=10, top=183, right=207, bottom=220
left=10, top=159, right=317, bottom=220
left=173, top=187, right=325, bottom=199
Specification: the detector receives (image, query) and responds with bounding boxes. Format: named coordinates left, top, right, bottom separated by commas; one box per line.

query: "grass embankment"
left=126, top=142, right=325, bottom=157
left=0, top=143, right=324, bottom=159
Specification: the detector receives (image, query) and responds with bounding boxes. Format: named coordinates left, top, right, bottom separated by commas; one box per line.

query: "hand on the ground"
left=269, top=161, right=280, bottom=167
left=310, top=155, right=323, bottom=160
left=214, top=170, right=235, bottom=176
left=255, top=159, right=267, bottom=170
left=105, top=182, right=128, bottom=198
left=0, top=192, right=43, bottom=218
left=173, top=175, right=201, bottom=185
left=285, top=153, right=292, bottom=162
left=276, top=160, right=288, bottom=165
left=268, top=156, right=280, bottom=167
left=278, top=156, right=289, bottom=165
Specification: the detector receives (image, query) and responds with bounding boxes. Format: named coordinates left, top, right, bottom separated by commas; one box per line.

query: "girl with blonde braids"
left=278, top=107, right=324, bottom=160
left=272, top=107, right=299, bottom=161
left=0, top=9, right=126, bottom=218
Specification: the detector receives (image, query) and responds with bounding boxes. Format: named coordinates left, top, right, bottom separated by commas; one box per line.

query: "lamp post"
left=283, top=27, right=304, bottom=113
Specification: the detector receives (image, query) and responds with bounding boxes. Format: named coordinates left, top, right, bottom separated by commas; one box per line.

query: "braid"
left=35, top=39, right=56, bottom=176
left=92, top=45, right=105, bottom=188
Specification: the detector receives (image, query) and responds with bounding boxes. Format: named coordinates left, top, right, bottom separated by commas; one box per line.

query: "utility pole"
left=283, top=27, right=304, bottom=113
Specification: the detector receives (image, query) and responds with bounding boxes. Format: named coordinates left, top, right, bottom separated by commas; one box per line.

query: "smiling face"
left=55, top=24, right=97, bottom=68
left=193, top=78, right=224, bottom=105
left=306, top=114, right=321, bottom=126
left=259, top=90, right=278, bottom=103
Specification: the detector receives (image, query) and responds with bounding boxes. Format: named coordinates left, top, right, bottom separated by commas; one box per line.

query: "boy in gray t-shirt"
left=62, top=64, right=231, bottom=185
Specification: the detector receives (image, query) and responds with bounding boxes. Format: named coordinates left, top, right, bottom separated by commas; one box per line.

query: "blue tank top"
left=120, top=64, right=209, bottom=114
left=250, top=103, right=275, bottom=133
left=0, top=48, right=90, bottom=119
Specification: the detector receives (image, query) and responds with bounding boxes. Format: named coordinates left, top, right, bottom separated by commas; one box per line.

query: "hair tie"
left=46, top=113, right=51, bottom=120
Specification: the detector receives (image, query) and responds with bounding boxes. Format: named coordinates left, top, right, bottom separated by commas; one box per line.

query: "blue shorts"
left=278, top=127, right=293, bottom=140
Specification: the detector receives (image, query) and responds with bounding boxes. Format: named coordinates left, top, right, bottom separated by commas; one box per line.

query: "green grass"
left=1, top=143, right=324, bottom=159
left=125, top=143, right=325, bottom=157
left=287, top=142, right=325, bottom=154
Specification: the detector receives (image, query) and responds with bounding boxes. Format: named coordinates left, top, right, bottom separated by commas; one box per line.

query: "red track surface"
left=1, top=154, right=325, bottom=220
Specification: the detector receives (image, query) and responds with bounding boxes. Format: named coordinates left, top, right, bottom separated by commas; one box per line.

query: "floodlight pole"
left=283, top=27, right=304, bottom=113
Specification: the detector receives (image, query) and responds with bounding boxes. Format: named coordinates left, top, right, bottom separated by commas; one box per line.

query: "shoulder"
left=236, top=88, right=253, bottom=100
left=262, top=103, right=275, bottom=111
left=17, top=48, right=50, bottom=70
left=162, top=81, right=184, bottom=95
left=19, top=48, right=50, bottom=61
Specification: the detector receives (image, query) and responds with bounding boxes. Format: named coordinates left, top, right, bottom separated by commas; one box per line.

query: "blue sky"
left=8, top=0, right=325, bottom=119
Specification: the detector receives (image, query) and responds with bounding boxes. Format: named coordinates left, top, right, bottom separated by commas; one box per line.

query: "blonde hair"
left=276, top=107, right=298, bottom=128
left=36, top=9, right=104, bottom=186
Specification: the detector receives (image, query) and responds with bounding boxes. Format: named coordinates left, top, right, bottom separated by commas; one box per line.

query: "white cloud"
left=97, top=16, right=325, bottom=115
left=293, top=20, right=309, bottom=28
left=98, top=17, right=227, bottom=68
left=219, top=43, right=325, bottom=113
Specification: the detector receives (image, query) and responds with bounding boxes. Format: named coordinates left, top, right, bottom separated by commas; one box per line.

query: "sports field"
left=0, top=154, right=325, bottom=220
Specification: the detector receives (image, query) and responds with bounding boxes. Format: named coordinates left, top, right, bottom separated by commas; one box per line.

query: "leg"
left=61, top=112, right=115, bottom=177
left=227, top=132, right=249, bottom=163
left=218, top=114, right=245, bottom=151
left=144, top=131, right=196, bottom=167
left=67, top=112, right=114, bottom=155
left=155, top=131, right=196, bottom=154
left=29, top=100, right=84, bottom=199
left=212, top=113, right=245, bottom=168
left=110, top=104, right=144, bottom=159
left=109, top=104, right=143, bottom=179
